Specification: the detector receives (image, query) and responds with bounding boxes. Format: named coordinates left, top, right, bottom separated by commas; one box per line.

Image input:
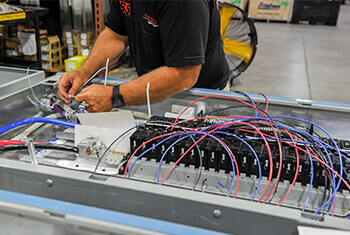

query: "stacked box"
left=41, top=35, right=60, bottom=52
left=5, top=37, right=22, bottom=57
left=249, top=0, right=293, bottom=21
left=64, top=29, right=81, bottom=57
left=80, top=30, right=95, bottom=47
left=3, top=24, right=18, bottom=38
left=64, top=55, right=87, bottom=72
left=42, top=58, right=62, bottom=71
left=24, top=55, right=37, bottom=61
left=78, top=47, right=92, bottom=57
left=21, top=29, right=48, bottom=41
left=61, top=45, right=68, bottom=60
left=41, top=36, right=62, bottom=71
left=2, top=23, right=33, bottom=39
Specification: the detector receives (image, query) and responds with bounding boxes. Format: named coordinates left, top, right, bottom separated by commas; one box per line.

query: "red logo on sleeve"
left=119, top=0, right=131, bottom=16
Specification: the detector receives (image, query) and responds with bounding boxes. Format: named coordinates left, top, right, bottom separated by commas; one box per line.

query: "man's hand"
left=75, top=84, right=114, bottom=112
left=58, top=70, right=88, bottom=103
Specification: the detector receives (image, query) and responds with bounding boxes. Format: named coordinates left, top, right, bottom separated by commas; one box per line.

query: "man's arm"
left=74, top=65, right=201, bottom=112
left=58, top=27, right=128, bottom=103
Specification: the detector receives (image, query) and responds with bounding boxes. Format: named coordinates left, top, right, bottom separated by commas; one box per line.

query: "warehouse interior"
left=0, top=0, right=350, bottom=234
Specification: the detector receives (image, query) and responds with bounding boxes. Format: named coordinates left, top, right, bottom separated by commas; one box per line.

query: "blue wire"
left=263, top=121, right=335, bottom=213
left=218, top=182, right=226, bottom=190
left=0, top=117, right=79, bottom=135
left=156, top=135, right=191, bottom=185
left=200, top=115, right=340, bottom=212
left=128, top=131, right=237, bottom=197
left=158, top=132, right=236, bottom=197
left=269, top=116, right=341, bottom=215
left=317, top=142, right=350, bottom=167
left=233, top=91, right=258, bottom=117
left=212, top=131, right=262, bottom=201
left=302, top=145, right=314, bottom=212
left=221, top=116, right=337, bottom=213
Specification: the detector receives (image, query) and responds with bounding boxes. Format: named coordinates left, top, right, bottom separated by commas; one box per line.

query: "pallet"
left=291, top=17, right=338, bottom=26
left=252, top=18, right=290, bottom=24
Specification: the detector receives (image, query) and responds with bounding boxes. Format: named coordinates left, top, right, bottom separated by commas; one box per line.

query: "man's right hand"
left=58, top=70, right=88, bottom=104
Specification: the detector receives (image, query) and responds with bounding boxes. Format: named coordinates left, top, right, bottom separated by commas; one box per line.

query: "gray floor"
left=233, top=3, right=350, bottom=104
left=110, top=3, right=350, bottom=104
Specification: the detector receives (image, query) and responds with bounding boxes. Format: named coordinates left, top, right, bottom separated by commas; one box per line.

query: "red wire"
left=277, top=130, right=299, bottom=206
left=159, top=126, right=241, bottom=197
left=245, top=120, right=283, bottom=203
left=259, top=93, right=269, bottom=113
left=332, top=197, right=336, bottom=216
left=214, top=121, right=274, bottom=203
left=0, top=140, right=47, bottom=146
left=236, top=128, right=350, bottom=191
left=0, top=140, right=24, bottom=146
left=171, top=95, right=270, bottom=130
left=124, top=131, right=176, bottom=179
left=124, top=129, right=241, bottom=197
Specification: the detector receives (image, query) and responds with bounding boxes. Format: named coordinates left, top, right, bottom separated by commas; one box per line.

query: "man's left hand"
left=75, top=84, right=114, bottom=112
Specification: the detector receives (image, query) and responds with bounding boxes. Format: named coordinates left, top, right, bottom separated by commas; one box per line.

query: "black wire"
left=232, top=91, right=259, bottom=117
left=204, top=105, right=252, bottom=116
left=92, top=125, right=138, bottom=176
left=0, top=144, right=79, bottom=153
left=91, top=120, right=204, bottom=191
left=201, top=104, right=283, bottom=200
left=146, top=120, right=203, bottom=190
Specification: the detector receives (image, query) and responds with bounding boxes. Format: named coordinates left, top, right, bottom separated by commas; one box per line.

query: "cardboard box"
left=65, top=29, right=81, bottom=39
left=67, top=44, right=78, bottom=57
left=2, top=23, right=33, bottom=39
left=42, top=58, right=62, bottom=71
left=80, top=30, right=95, bottom=46
left=41, top=49, right=61, bottom=61
left=222, top=0, right=248, bottom=11
left=41, top=35, right=60, bottom=52
left=61, top=45, right=68, bottom=60
left=80, top=30, right=94, bottom=40
left=6, top=49, right=22, bottom=57
left=249, top=0, right=292, bottom=21
left=64, top=55, right=87, bottom=72
left=3, top=24, right=18, bottom=38
left=64, top=29, right=81, bottom=49
left=5, top=38, right=22, bottom=55
left=24, top=55, right=38, bottom=61
left=21, top=29, right=48, bottom=41
left=78, top=47, right=92, bottom=57
left=81, top=38, right=95, bottom=47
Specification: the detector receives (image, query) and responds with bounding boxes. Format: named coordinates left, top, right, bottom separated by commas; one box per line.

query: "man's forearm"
left=78, top=27, right=128, bottom=79
left=120, top=65, right=201, bottom=106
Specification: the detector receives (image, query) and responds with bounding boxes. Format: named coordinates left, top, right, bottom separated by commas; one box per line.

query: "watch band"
left=111, top=85, right=125, bottom=108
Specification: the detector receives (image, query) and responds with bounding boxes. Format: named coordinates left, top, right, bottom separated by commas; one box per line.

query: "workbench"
left=0, top=68, right=349, bottom=234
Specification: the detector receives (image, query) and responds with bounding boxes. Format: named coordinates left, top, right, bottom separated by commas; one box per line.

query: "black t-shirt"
left=105, top=0, right=229, bottom=89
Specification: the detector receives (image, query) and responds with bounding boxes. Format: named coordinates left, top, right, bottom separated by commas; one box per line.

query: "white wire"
left=82, top=67, right=107, bottom=87
left=26, top=67, right=52, bottom=109
left=147, top=82, right=152, bottom=118
left=104, top=58, right=110, bottom=86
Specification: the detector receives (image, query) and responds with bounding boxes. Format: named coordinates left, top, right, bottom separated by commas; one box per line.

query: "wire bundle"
left=122, top=94, right=350, bottom=217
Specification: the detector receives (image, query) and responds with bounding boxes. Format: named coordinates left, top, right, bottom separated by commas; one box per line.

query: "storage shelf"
left=0, top=5, right=49, bottom=69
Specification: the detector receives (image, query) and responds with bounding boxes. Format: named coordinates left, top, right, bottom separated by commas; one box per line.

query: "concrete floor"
left=110, top=3, right=350, bottom=104
left=233, top=3, right=350, bottom=104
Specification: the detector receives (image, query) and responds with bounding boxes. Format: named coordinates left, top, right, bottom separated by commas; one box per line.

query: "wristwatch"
left=111, top=85, right=125, bottom=108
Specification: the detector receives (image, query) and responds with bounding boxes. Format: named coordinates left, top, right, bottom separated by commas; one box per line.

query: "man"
left=58, top=0, right=229, bottom=112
